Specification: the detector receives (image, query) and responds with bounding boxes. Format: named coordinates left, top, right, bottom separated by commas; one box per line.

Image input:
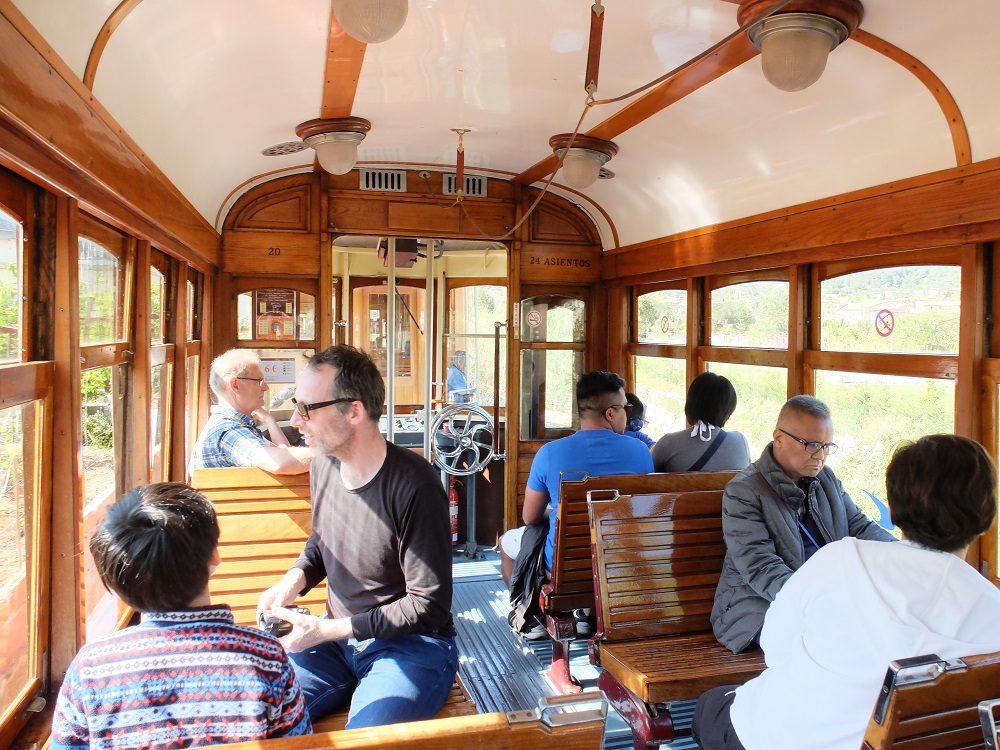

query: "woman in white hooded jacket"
left=693, top=434, right=1000, bottom=750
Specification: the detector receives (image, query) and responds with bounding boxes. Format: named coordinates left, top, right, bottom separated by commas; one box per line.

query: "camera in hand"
left=258, top=606, right=311, bottom=637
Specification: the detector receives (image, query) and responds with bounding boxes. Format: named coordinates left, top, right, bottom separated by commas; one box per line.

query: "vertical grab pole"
left=493, top=321, right=506, bottom=456
left=424, top=238, right=435, bottom=461
left=386, top=237, right=396, bottom=444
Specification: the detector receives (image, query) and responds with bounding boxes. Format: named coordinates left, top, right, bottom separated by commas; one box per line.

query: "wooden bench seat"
left=588, top=489, right=765, bottom=750
left=862, top=651, right=1000, bottom=749
left=542, top=471, right=737, bottom=694
left=213, top=692, right=608, bottom=750
left=192, top=467, right=475, bottom=729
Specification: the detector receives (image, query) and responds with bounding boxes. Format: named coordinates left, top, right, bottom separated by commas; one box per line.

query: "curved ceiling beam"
left=83, top=0, right=144, bottom=90
left=851, top=28, right=970, bottom=166
left=513, top=32, right=759, bottom=186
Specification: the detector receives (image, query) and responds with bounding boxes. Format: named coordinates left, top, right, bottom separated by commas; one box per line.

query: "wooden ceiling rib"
left=513, top=32, right=759, bottom=186
left=83, top=0, right=144, bottom=90
left=320, top=12, right=367, bottom=120
left=851, top=29, right=971, bottom=167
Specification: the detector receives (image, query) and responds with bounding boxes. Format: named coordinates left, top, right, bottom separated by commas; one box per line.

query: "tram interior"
left=4, top=0, right=1000, bottom=747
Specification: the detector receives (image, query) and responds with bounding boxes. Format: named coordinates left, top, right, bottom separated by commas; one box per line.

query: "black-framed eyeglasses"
left=235, top=376, right=267, bottom=388
left=608, top=403, right=633, bottom=414
left=291, top=397, right=357, bottom=420
left=778, top=428, right=838, bottom=456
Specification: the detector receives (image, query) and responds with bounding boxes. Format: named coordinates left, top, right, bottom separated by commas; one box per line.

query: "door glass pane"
left=0, top=209, right=22, bottom=363
left=243, top=349, right=315, bottom=441
left=706, top=362, right=787, bottom=458
left=150, top=266, right=165, bottom=346
left=237, top=289, right=316, bottom=341
left=447, top=285, right=508, bottom=407
left=820, top=266, right=961, bottom=354
left=637, top=289, right=686, bottom=345
left=78, top=238, right=124, bottom=345
left=519, top=349, right=583, bottom=440
left=150, top=363, right=171, bottom=483
left=815, top=370, right=954, bottom=517
left=0, top=400, right=41, bottom=712
left=634, top=356, right=687, bottom=441
left=351, top=284, right=425, bottom=406
left=710, top=281, right=788, bottom=348
left=520, top=296, right=585, bottom=343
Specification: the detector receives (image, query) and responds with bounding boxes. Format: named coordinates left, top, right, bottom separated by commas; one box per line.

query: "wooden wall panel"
left=519, top=243, right=601, bottom=283
left=222, top=231, right=322, bottom=276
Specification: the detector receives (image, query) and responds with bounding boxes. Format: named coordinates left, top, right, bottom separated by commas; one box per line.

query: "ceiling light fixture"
left=295, top=117, right=371, bottom=175
left=549, top=134, right=618, bottom=190
left=332, top=0, right=408, bottom=45
left=739, top=0, right=863, bottom=92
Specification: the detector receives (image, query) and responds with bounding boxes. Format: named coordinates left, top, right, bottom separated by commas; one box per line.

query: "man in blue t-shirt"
left=500, top=371, right=654, bottom=584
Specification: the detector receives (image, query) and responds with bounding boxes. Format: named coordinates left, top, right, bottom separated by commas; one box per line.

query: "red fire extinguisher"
left=448, top=477, right=460, bottom=546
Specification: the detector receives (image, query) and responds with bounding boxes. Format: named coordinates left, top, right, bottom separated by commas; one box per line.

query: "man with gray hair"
left=189, top=349, right=310, bottom=474
left=711, top=395, right=894, bottom=653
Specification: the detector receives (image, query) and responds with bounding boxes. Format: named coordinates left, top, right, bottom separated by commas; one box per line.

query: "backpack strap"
left=688, top=429, right=727, bottom=471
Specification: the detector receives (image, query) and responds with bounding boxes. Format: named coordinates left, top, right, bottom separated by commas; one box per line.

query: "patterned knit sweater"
left=50, top=606, right=311, bottom=749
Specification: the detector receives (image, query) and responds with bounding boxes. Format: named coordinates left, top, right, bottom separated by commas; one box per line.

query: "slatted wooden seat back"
left=862, top=651, right=1000, bottom=750
left=213, top=693, right=608, bottom=750
left=191, top=467, right=326, bottom=627
left=542, top=471, right=737, bottom=695
left=587, top=489, right=765, bottom=749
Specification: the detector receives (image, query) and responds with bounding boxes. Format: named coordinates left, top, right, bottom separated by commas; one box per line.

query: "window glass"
left=79, top=237, right=124, bottom=344
left=706, top=362, right=787, bottom=458
left=634, top=356, right=687, bottom=441
left=447, top=285, right=507, bottom=407
left=519, top=349, right=583, bottom=439
left=820, top=266, right=961, bottom=354
left=81, top=364, right=125, bottom=642
left=150, top=363, right=172, bottom=483
left=0, top=400, right=42, bottom=713
left=351, top=283, right=426, bottom=405
left=0, top=209, right=22, bottom=363
left=710, top=281, right=788, bottom=348
left=637, top=289, right=686, bottom=345
left=520, top=296, right=585, bottom=343
left=150, top=266, right=165, bottom=346
left=243, top=348, right=315, bottom=428
left=185, top=355, right=200, bottom=469
left=187, top=279, right=196, bottom=341
left=815, top=371, right=954, bottom=517
left=237, top=289, right=316, bottom=341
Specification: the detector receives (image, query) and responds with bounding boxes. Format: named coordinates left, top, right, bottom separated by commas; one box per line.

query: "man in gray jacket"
left=711, top=395, right=895, bottom=653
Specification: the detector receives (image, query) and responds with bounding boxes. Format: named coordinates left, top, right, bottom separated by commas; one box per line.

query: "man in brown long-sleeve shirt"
left=257, top=346, right=457, bottom=728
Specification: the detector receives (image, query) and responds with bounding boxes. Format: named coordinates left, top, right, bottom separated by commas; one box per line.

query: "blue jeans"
left=288, top=633, right=458, bottom=728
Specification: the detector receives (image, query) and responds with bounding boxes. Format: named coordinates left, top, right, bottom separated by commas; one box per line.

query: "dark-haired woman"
left=651, top=372, right=750, bottom=472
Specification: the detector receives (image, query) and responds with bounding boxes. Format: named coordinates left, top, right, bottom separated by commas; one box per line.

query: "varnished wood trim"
left=82, top=0, right=144, bottom=90
left=80, top=342, right=132, bottom=370
left=955, top=245, right=985, bottom=439
left=150, top=344, right=172, bottom=368
left=699, top=346, right=787, bottom=368
left=170, top=261, right=189, bottom=482
left=627, top=343, right=687, bottom=360
left=132, top=240, right=152, bottom=486
left=805, top=350, right=958, bottom=380
left=707, top=268, right=789, bottom=290
left=852, top=29, right=971, bottom=167
left=320, top=13, right=367, bottom=121
left=0, top=361, right=52, bottom=405
left=787, top=264, right=807, bottom=398
left=514, top=32, right=758, bottom=187
left=816, top=246, right=963, bottom=281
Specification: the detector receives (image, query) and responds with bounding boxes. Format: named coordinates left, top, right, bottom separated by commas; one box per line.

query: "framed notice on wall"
left=254, top=288, right=297, bottom=339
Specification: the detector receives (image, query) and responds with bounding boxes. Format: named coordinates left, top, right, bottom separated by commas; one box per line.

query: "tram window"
left=185, top=356, right=199, bottom=466
left=447, top=285, right=507, bottom=407
left=150, top=265, right=165, bottom=346
left=706, top=362, right=787, bottom=458
left=78, top=236, right=127, bottom=345
left=0, top=209, right=22, bottom=363
left=710, top=281, right=788, bottom=348
left=241, top=348, right=315, bottom=421
left=820, top=266, right=961, bottom=355
left=519, top=349, right=583, bottom=439
left=237, top=288, right=316, bottom=341
left=0, top=400, right=42, bottom=718
left=520, top=296, right=585, bottom=343
left=637, top=289, right=686, bottom=345
left=149, top=363, right=172, bottom=483
left=81, top=364, right=126, bottom=642
left=634, top=356, right=686, bottom=439
left=187, top=269, right=203, bottom=341
left=815, top=370, right=954, bottom=517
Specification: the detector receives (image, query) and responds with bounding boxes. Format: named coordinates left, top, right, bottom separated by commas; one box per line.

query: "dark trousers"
left=692, top=685, right=747, bottom=750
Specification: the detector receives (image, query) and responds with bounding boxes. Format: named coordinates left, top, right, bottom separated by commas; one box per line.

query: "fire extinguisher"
left=448, top=477, right=461, bottom=546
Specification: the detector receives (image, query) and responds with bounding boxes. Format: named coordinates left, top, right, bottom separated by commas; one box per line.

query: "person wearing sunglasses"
left=711, top=395, right=895, bottom=656
left=189, top=349, right=310, bottom=474
left=623, top=392, right=655, bottom=448
left=256, top=345, right=458, bottom=728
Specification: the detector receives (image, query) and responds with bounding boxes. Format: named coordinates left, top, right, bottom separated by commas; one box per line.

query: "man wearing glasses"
left=189, top=349, right=310, bottom=474
left=256, top=346, right=458, bottom=728
left=711, top=395, right=894, bottom=654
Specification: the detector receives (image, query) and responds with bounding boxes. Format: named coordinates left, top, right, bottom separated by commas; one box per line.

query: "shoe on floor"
left=521, top=621, right=548, bottom=640
left=573, top=608, right=595, bottom=638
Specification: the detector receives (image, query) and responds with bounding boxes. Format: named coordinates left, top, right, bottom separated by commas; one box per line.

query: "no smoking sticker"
left=875, top=308, right=894, bottom=337
left=526, top=309, right=542, bottom=327
left=660, top=315, right=669, bottom=334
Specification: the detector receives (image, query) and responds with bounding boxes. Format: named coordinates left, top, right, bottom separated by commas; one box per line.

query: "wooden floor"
left=450, top=547, right=698, bottom=750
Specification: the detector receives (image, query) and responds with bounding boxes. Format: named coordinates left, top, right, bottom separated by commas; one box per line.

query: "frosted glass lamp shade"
left=561, top=149, right=608, bottom=190
left=749, top=12, right=848, bottom=92
left=307, top=132, right=364, bottom=175
left=333, top=0, right=408, bottom=44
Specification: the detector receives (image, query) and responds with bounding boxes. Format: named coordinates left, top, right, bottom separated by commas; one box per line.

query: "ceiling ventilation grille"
left=359, top=169, right=407, bottom=192
left=444, top=174, right=487, bottom=197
